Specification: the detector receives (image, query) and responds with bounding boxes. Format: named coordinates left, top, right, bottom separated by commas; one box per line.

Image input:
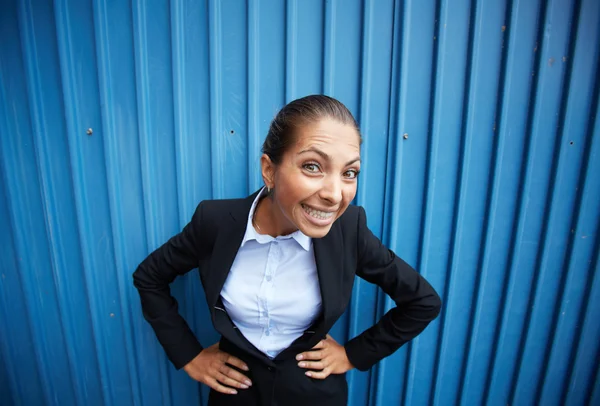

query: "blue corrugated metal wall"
left=1, top=0, right=599, bottom=405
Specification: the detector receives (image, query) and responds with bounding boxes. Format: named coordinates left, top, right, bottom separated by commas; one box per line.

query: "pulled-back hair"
left=262, top=95, right=361, bottom=165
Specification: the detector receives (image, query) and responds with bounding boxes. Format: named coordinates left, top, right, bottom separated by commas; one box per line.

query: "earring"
left=267, top=186, right=271, bottom=193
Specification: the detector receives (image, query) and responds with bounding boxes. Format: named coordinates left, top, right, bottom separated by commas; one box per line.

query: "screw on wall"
left=86, top=128, right=93, bottom=136
left=403, top=133, right=409, bottom=140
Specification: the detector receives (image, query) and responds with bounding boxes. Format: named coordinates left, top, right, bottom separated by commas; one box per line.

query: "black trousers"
left=208, top=337, right=348, bottom=406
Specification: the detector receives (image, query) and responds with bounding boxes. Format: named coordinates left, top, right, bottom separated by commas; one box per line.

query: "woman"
left=133, top=95, right=441, bottom=406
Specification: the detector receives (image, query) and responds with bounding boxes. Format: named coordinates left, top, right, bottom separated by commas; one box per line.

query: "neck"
left=254, top=194, right=297, bottom=237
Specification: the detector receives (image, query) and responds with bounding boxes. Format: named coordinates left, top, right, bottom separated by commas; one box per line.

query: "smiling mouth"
left=301, top=204, right=335, bottom=220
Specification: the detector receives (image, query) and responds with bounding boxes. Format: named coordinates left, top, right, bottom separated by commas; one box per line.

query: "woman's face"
left=264, top=117, right=361, bottom=238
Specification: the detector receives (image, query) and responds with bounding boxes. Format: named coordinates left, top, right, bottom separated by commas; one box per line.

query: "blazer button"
left=267, top=366, right=274, bottom=372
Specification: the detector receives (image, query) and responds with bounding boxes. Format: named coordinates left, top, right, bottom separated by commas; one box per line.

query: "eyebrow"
left=298, top=147, right=361, bottom=166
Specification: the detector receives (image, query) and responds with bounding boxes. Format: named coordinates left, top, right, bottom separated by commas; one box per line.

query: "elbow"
left=132, top=265, right=145, bottom=290
left=132, top=257, right=157, bottom=291
left=429, top=291, right=442, bottom=320
left=413, top=290, right=442, bottom=322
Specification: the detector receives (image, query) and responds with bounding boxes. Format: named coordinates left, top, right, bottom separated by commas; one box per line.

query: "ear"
left=260, top=154, right=276, bottom=189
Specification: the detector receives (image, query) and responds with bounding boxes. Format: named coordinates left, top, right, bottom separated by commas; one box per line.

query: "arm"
left=132, top=202, right=207, bottom=369
left=344, top=206, right=442, bottom=371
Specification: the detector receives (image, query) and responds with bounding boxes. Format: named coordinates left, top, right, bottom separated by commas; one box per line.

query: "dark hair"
left=262, top=95, right=361, bottom=165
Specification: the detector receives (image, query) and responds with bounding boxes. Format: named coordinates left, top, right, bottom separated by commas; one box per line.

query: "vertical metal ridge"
left=538, top=1, right=600, bottom=402
left=432, top=0, right=482, bottom=402
left=557, top=90, right=600, bottom=404
left=0, top=2, right=80, bottom=404
left=580, top=253, right=600, bottom=404
left=350, top=1, right=403, bottom=405
left=343, top=1, right=371, bottom=404
left=356, top=0, right=374, bottom=211
left=0, top=148, right=43, bottom=405
left=245, top=0, right=285, bottom=195
left=171, top=0, right=189, bottom=226
left=430, top=1, right=478, bottom=405
left=419, top=0, right=442, bottom=262
left=509, top=0, right=580, bottom=402
left=18, top=0, right=75, bottom=392
left=133, top=0, right=156, bottom=246
left=456, top=0, right=511, bottom=403
left=164, top=14, right=195, bottom=403
left=358, top=0, right=394, bottom=406
left=483, top=0, right=549, bottom=402
left=282, top=0, right=289, bottom=104
left=0, top=338, right=15, bottom=405
left=457, top=0, right=513, bottom=402
left=415, top=1, right=443, bottom=406
left=420, top=0, right=474, bottom=402
left=208, top=0, right=223, bottom=198
left=247, top=0, right=261, bottom=192
left=0, top=42, right=46, bottom=404
left=534, top=0, right=589, bottom=401
left=92, top=0, right=145, bottom=404
left=169, top=13, right=200, bottom=405
left=285, top=0, right=297, bottom=102
left=17, top=0, right=97, bottom=403
left=459, top=0, right=525, bottom=403
left=563, top=35, right=600, bottom=406
left=368, top=0, right=406, bottom=403
left=566, top=184, right=600, bottom=402
left=131, top=0, right=172, bottom=403
left=388, top=0, right=444, bottom=401
left=53, top=0, right=136, bottom=402
left=322, top=0, right=334, bottom=95
left=588, top=346, right=600, bottom=405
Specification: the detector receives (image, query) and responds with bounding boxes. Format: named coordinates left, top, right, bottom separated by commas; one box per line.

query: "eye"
left=344, top=169, right=359, bottom=179
left=303, top=163, right=321, bottom=173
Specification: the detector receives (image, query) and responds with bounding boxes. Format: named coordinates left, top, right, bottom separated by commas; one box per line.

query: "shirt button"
left=265, top=330, right=270, bottom=336
left=266, top=275, right=272, bottom=281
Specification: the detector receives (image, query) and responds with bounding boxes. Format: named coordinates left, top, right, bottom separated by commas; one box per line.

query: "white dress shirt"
left=220, top=188, right=322, bottom=358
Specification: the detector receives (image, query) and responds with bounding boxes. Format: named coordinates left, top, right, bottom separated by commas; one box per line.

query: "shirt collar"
left=241, top=187, right=312, bottom=251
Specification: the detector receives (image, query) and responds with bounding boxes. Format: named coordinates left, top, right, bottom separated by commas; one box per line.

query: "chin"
left=301, top=224, right=333, bottom=239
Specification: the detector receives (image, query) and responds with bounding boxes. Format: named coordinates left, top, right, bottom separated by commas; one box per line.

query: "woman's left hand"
left=296, top=334, right=354, bottom=379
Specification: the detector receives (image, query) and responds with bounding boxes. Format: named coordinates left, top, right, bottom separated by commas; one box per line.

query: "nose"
left=319, top=175, right=343, bottom=205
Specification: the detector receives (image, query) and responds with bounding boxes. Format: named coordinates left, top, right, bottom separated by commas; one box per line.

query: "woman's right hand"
left=183, top=343, right=252, bottom=395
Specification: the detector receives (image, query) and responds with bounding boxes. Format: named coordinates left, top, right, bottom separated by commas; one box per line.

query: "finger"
left=224, top=354, right=250, bottom=371
left=305, top=368, right=330, bottom=380
left=298, top=360, right=325, bottom=370
left=218, top=365, right=253, bottom=387
left=311, top=340, right=326, bottom=350
left=208, top=378, right=238, bottom=395
left=216, top=372, right=251, bottom=389
left=297, top=350, right=323, bottom=361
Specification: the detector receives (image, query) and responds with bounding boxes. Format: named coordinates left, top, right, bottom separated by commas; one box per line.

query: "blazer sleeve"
left=132, top=202, right=209, bottom=370
left=344, top=206, right=442, bottom=371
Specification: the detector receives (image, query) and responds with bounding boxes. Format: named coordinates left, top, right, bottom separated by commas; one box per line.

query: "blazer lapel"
left=204, top=192, right=258, bottom=309
left=276, top=220, right=348, bottom=360
left=204, top=190, right=278, bottom=362
left=313, top=221, right=345, bottom=327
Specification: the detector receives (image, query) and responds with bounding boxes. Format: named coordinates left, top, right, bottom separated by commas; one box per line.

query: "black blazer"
left=133, top=191, right=441, bottom=372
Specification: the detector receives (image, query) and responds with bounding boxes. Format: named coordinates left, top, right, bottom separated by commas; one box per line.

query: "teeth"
left=302, top=204, right=334, bottom=220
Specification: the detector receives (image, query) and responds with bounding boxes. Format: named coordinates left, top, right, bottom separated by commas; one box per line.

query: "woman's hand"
left=183, top=343, right=252, bottom=395
left=296, top=334, right=354, bottom=379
